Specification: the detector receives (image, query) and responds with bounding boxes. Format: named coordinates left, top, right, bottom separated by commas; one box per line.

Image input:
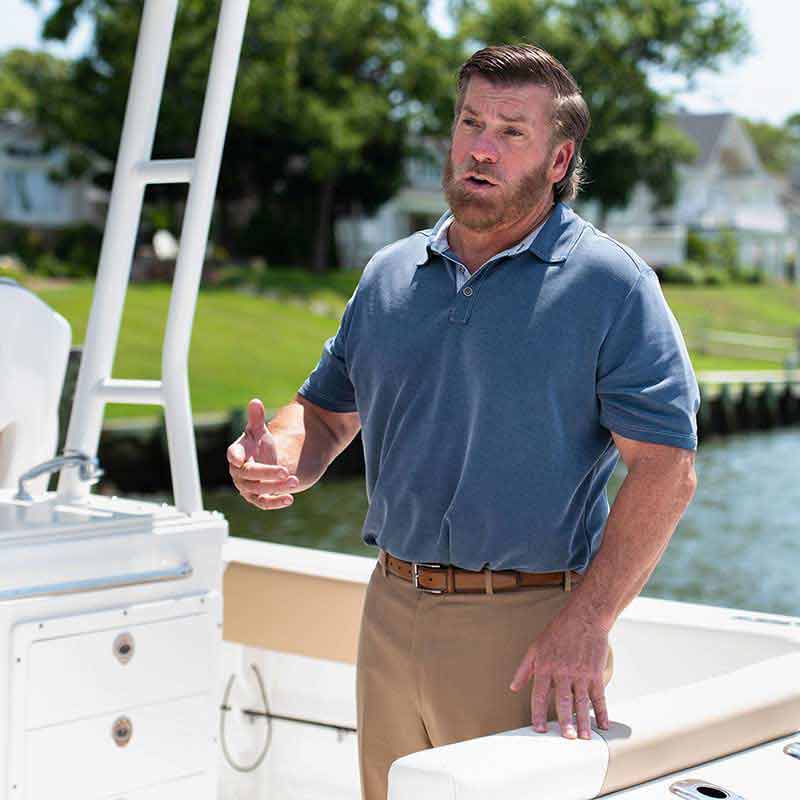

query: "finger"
left=530, top=671, right=551, bottom=733
left=227, top=440, right=246, bottom=468
left=234, top=474, right=298, bottom=495
left=509, top=649, right=535, bottom=692
left=554, top=676, right=577, bottom=739
left=573, top=679, right=592, bottom=740
left=246, top=491, right=294, bottom=510
left=246, top=398, right=267, bottom=437
left=237, top=462, right=293, bottom=482
left=589, top=681, right=609, bottom=730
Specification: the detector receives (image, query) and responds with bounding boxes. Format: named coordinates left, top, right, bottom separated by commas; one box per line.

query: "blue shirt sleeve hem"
left=604, top=420, right=698, bottom=451
left=297, top=385, right=358, bottom=414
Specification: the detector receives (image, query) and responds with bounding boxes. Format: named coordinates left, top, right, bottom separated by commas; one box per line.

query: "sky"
left=2, top=0, right=798, bottom=127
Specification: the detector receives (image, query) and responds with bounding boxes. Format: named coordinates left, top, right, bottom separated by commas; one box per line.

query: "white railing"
left=56, top=0, right=250, bottom=513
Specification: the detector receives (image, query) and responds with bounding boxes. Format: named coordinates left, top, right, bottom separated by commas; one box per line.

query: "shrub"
left=686, top=230, right=711, bottom=264
left=0, top=220, right=102, bottom=277
left=728, top=264, right=766, bottom=284
left=658, top=261, right=705, bottom=285
left=33, top=252, right=84, bottom=278
left=703, top=266, right=731, bottom=286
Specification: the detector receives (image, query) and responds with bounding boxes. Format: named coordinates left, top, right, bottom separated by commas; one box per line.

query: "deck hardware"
left=669, top=779, right=745, bottom=800
left=112, top=716, right=133, bottom=747
left=113, top=632, right=135, bottom=664
left=784, top=741, right=800, bottom=759
left=220, top=663, right=272, bottom=772
left=14, top=450, right=103, bottom=501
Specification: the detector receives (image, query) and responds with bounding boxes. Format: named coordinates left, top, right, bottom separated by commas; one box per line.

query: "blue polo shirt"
left=297, top=201, right=700, bottom=573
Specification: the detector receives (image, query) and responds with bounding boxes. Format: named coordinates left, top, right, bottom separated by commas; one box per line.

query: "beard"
left=441, top=147, right=553, bottom=232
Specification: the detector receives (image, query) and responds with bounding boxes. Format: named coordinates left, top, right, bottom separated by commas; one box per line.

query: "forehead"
left=461, top=75, right=553, bottom=125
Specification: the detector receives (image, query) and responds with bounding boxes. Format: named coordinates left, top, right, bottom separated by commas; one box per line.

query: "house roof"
left=667, top=111, right=732, bottom=167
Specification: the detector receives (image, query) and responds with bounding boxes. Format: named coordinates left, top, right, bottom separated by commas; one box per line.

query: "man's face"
left=442, top=75, right=562, bottom=232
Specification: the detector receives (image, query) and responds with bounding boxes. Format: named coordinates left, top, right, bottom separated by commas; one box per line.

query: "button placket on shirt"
left=446, top=254, right=505, bottom=325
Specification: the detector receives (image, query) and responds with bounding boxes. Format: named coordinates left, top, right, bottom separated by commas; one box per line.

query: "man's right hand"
left=227, top=398, right=299, bottom=510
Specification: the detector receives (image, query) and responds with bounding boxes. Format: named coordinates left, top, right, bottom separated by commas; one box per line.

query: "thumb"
left=509, top=647, right=536, bottom=692
left=246, top=397, right=267, bottom=437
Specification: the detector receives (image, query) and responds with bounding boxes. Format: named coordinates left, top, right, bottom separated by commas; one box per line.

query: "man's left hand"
left=508, top=608, right=611, bottom=740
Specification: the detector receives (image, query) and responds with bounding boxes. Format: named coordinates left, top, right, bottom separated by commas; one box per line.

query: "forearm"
left=564, top=461, right=696, bottom=630
left=265, top=401, right=339, bottom=492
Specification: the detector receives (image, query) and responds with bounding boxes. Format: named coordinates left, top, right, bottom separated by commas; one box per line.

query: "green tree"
left=742, top=114, right=800, bottom=176
left=19, top=0, right=457, bottom=271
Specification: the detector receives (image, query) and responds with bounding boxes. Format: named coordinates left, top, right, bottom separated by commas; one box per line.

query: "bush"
left=703, top=266, right=731, bottom=286
left=658, top=261, right=706, bottom=285
left=0, top=220, right=102, bottom=277
left=686, top=231, right=711, bottom=264
left=52, top=223, right=103, bottom=274
left=34, top=252, right=85, bottom=278
left=728, top=264, right=766, bottom=284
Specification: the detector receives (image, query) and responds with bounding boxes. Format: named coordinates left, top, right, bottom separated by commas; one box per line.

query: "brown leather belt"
left=378, top=549, right=582, bottom=594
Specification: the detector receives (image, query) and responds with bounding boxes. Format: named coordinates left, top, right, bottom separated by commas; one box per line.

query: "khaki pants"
left=355, top=555, right=614, bottom=800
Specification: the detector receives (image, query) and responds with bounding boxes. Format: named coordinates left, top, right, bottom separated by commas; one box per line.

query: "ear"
left=550, top=139, right=575, bottom=184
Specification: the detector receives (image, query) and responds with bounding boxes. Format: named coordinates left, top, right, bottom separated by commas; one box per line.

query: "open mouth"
left=464, top=176, right=497, bottom=189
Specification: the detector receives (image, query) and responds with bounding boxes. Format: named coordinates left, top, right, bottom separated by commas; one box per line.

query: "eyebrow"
left=462, top=104, right=531, bottom=124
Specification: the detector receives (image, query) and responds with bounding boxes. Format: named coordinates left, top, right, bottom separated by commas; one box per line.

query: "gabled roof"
left=666, top=111, right=733, bottom=167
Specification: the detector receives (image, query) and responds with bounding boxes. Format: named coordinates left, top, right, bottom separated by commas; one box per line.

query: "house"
left=335, top=111, right=796, bottom=282
left=334, top=137, right=449, bottom=269
left=581, top=111, right=794, bottom=279
left=0, top=110, right=108, bottom=230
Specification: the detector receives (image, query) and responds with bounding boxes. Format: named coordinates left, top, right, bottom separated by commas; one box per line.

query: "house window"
left=3, top=168, right=63, bottom=218
left=4, top=169, right=33, bottom=213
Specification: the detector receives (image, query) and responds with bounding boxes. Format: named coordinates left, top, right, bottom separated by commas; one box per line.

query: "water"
left=162, top=428, right=800, bottom=617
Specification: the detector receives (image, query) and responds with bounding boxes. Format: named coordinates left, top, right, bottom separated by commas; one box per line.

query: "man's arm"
left=509, top=431, right=697, bottom=740
left=265, top=394, right=362, bottom=492
left=562, top=431, right=697, bottom=630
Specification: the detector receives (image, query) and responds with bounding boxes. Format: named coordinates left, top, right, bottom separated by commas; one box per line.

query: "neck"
left=449, top=195, right=556, bottom=272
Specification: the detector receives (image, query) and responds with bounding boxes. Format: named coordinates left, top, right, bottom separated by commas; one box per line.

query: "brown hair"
left=454, top=43, right=591, bottom=204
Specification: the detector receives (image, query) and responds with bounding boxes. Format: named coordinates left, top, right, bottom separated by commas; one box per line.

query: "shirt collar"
left=413, top=201, right=586, bottom=268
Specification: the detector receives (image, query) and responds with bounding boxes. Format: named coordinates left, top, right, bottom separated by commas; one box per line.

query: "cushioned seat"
left=0, top=278, right=71, bottom=497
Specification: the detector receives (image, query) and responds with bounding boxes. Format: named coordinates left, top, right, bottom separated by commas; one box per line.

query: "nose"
left=468, top=130, right=500, bottom=164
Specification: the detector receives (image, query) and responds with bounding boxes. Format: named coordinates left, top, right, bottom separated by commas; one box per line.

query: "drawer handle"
left=113, top=632, right=135, bottom=664
left=112, top=715, right=133, bottom=747
left=0, top=562, right=193, bottom=601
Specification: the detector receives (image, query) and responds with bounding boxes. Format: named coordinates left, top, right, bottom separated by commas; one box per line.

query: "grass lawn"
left=29, top=272, right=800, bottom=420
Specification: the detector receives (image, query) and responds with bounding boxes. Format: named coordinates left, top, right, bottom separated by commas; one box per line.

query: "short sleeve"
left=297, top=284, right=359, bottom=413
left=596, top=269, right=700, bottom=451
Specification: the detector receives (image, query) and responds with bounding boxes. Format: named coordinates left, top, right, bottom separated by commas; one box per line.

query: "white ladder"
left=56, top=0, right=250, bottom=513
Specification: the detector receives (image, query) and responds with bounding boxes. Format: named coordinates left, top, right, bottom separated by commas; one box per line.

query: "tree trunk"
left=311, top=178, right=335, bottom=273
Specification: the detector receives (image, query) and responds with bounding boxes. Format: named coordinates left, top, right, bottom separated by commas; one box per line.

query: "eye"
left=462, top=118, right=478, bottom=127
left=505, top=128, right=523, bottom=137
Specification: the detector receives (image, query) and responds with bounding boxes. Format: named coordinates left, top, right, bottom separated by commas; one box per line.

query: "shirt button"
left=463, top=286, right=473, bottom=296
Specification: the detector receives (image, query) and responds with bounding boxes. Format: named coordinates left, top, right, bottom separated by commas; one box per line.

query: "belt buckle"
left=412, top=562, right=447, bottom=594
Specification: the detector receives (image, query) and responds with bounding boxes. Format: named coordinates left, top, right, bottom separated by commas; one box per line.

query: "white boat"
left=1, top=1, right=799, bottom=798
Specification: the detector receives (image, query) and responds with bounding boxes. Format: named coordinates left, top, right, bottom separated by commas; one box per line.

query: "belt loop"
left=447, top=565, right=455, bottom=593
left=484, top=567, right=494, bottom=595
left=563, top=570, right=571, bottom=592
left=379, top=549, right=388, bottom=578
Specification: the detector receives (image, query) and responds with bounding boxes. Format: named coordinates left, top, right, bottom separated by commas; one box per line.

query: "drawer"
left=24, top=611, right=217, bottom=728
left=24, top=693, right=214, bottom=799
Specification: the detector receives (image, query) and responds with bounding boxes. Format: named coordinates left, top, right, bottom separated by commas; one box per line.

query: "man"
left=228, top=43, right=700, bottom=800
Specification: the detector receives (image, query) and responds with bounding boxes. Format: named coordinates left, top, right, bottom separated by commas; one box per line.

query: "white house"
left=335, top=111, right=796, bottom=281
left=584, top=111, right=794, bottom=279
left=0, top=110, right=108, bottom=229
